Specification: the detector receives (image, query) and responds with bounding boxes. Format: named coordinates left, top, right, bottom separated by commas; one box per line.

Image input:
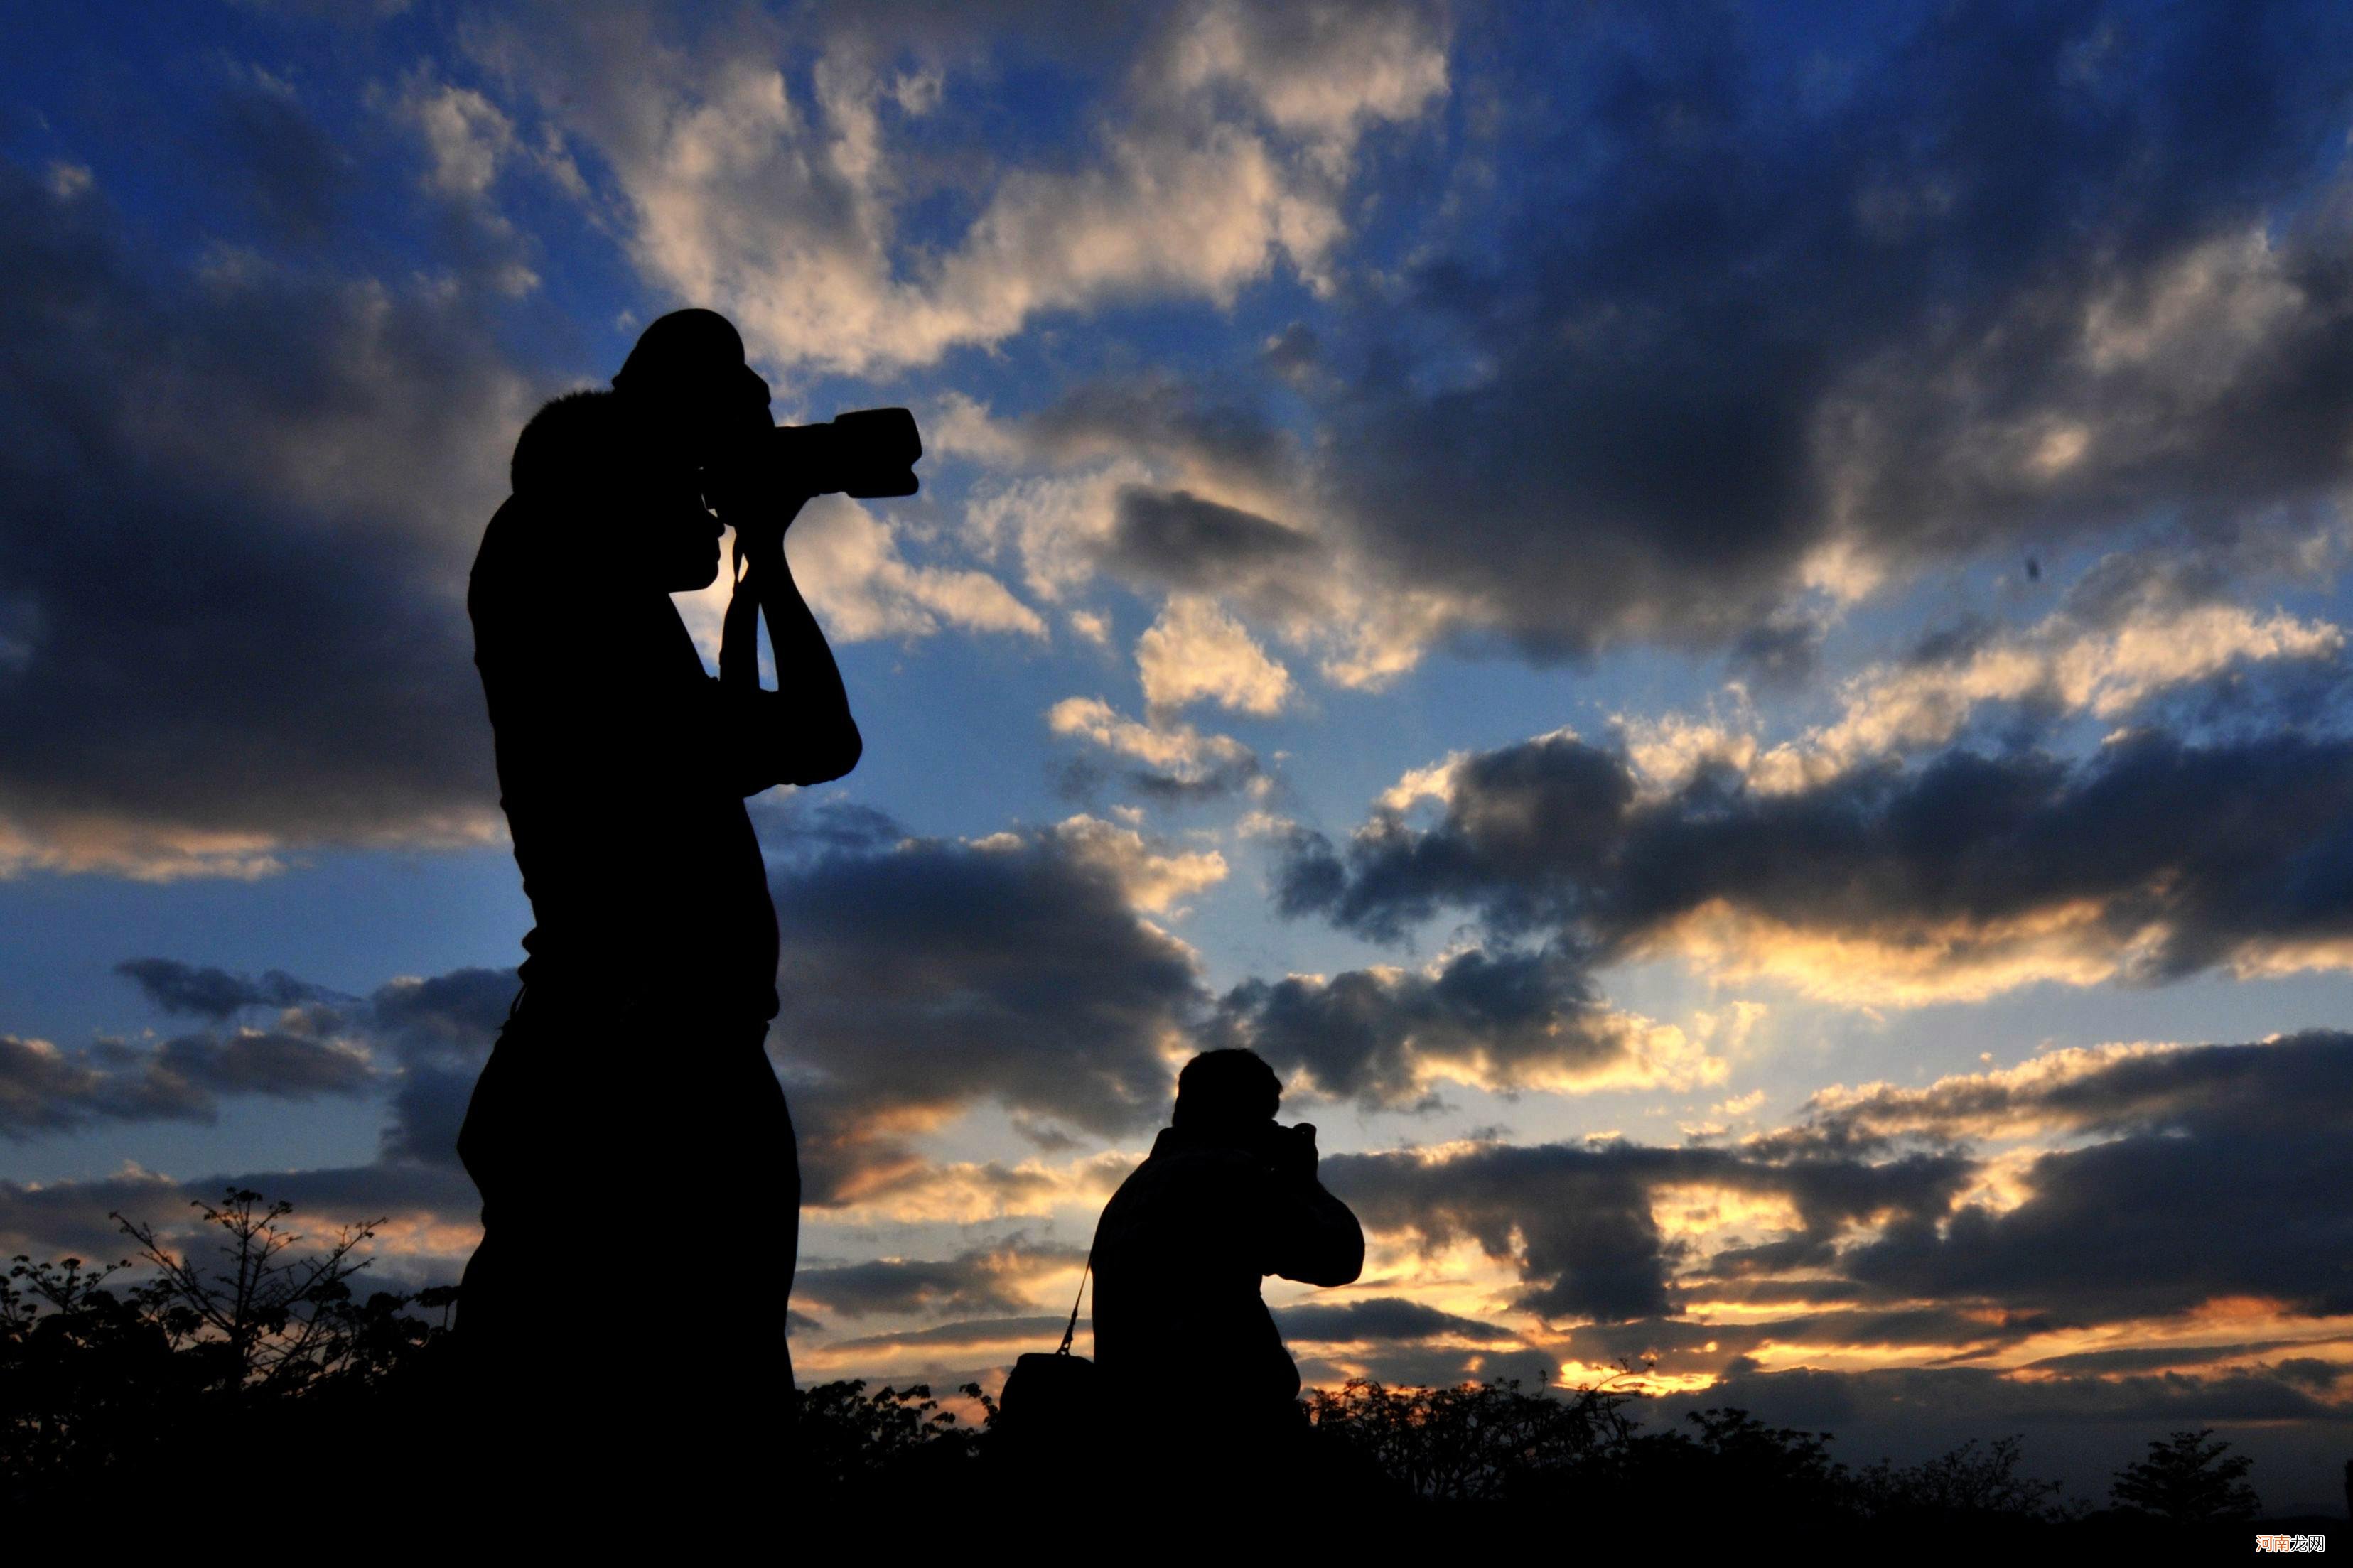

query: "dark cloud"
left=4, top=960, right=515, bottom=1154
left=793, top=1240, right=1082, bottom=1322
left=1775, top=1029, right=2353, bottom=1156
left=1309, top=1, right=2353, bottom=658
left=208, top=70, right=353, bottom=243
left=1274, top=1297, right=1514, bottom=1345
left=0, top=1024, right=374, bottom=1138
left=1028, top=373, right=1296, bottom=489
left=1325, top=1137, right=1971, bottom=1325
left=2273, top=1357, right=2349, bottom=1390
left=1841, top=1037, right=2353, bottom=1321
left=365, top=967, right=517, bottom=1064
left=1726, top=617, right=1825, bottom=691
left=1293, top=1344, right=1558, bottom=1393
left=114, top=958, right=345, bottom=1021
left=825, top=1314, right=1074, bottom=1352
left=0, top=157, right=527, bottom=872
left=1208, top=943, right=1654, bottom=1110
left=769, top=822, right=1205, bottom=1202
left=1100, top=487, right=1328, bottom=603
left=1320, top=1032, right=2353, bottom=1376
left=2022, top=1339, right=2327, bottom=1377
left=1280, top=726, right=2353, bottom=985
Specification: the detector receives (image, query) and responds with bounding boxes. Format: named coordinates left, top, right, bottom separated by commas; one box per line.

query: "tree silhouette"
left=797, top=1379, right=993, bottom=1483
left=1305, top=1373, right=1641, bottom=1501
left=2109, top=1428, right=2259, bottom=1523
left=1853, top=1435, right=2079, bottom=1523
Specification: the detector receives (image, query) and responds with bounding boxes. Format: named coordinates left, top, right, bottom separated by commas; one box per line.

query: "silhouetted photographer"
left=457, top=309, right=900, bottom=1517
left=1091, top=1049, right=1364, bottom=1499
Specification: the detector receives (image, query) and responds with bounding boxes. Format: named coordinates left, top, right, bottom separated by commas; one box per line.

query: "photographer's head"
left=1173, top=1049, right=1283, bottom=1140
left=605, top=309, right=771, bottom=591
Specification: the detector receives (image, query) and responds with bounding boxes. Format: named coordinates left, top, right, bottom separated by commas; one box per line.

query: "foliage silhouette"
left=6, top=1191, right=2342, bottom=1542
left=797, top=1378, right=996, bottom=1499
left=112, top=1188, right=397, bottom=1395
left=1304, top=1373, right=1642, bottom=1501
left=1852, top=1435, right=2082, bottom=1525
left=2109, top=1428, right=2261, bottom=1523
left=5, top=1191, right=441, bottom=1504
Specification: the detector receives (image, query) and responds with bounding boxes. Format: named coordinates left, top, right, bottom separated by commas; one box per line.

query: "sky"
left=4, top=0, right=2353, bottom=1511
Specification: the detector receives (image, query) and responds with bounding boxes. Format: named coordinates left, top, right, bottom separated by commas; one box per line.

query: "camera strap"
left=1056, top=1234, right=1097, bottom=1357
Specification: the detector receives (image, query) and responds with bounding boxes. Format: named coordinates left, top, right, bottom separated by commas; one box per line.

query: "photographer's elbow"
left=791, top=725, right=861, bottom=786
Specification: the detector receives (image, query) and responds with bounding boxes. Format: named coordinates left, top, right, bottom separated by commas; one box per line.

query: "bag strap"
left=1055, top=1236, right=1097, bottom=1356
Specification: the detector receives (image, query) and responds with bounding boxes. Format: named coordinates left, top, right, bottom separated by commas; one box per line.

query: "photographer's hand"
left=716, top=491, right=861, bottom=787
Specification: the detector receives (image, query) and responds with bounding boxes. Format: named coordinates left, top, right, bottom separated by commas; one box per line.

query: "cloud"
left=1210, top=943, right=1724, bottom=1110
left=477, top=0, right=1449, bottom=376
left=0, top=158, right=532, bottom=877
left=113, top=958, right=345, bottom=1021
left=1, top=958, right=514, bottom=1153
left=1274, top=1296, right=1514, bottom=1345
left=1836, top=1032, right=2353, bottom=1322
left=1101, top=487, right=1328, bottom=602
left=1667, top=558, right=2350, bottom=795
left=0, top=1027, right=373, bottom=1137
left=1325, top=1136, right=1971, bottom=1325
left=1046, top=696, right=1264, bottom=801
left=400, top=75, right=520, bottom=198
left=1301, top=1, right=2353, bottom=664
left=1, top=956, right=424, bottom=1138
left=1280, top=722, right=2353, bottom=1005
left=766, top=813, right=1209, bottom=1204
left=822, top=1314, right=1077, bottom=1353
left=206, top=64, right=356, bottom=244
left=1305, top=1032, right=2353, bottom=1391
left=795, top=1238, right=1082, bottom=1321
left=1136, top=595, right=1294, bottom=717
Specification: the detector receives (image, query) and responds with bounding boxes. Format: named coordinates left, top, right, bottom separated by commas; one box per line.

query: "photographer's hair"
left=1173, top=1049, right=1282, bottom=1135
left=510, top=389, right=617, bottom=498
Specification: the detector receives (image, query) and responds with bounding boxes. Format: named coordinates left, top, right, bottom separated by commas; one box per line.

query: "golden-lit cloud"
left=1136, top=595, right=1293, bottom=716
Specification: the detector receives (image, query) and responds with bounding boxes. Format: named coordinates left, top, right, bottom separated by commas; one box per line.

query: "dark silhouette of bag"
left=997, top=1250, right=1100, bottom=1446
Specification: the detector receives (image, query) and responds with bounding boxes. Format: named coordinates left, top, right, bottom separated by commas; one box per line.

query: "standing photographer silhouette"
left=1091, top=1049, right=1364, bottom=1503
left=456, top=310, right=861, bottom=1517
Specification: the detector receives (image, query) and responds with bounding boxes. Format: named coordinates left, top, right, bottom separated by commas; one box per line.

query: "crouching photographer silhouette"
left=1079, top=1049, right=1365, bottom=1507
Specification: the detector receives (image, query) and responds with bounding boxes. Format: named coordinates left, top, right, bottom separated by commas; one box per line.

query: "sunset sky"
left=5, top=0, right=2352, bottom=1511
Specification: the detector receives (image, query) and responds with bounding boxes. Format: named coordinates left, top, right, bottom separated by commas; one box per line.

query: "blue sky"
left=6, top=0, right=2353, bottom=1510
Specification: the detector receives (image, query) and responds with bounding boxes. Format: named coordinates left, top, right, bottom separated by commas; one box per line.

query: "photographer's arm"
left=720, top=511, right=862, bottom=789
left=1259, top=1126, right=1366, bottom=1288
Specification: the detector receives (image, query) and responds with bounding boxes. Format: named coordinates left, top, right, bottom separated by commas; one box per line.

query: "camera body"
left=765, top=406, right=922, bottom=499
left=1249, top=1118, right=1319, bottom=1179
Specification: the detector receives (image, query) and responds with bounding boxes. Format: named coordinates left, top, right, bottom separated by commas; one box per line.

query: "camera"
left=758, top=406, right=923, bottom=499
left=1250, top=1119, right=1319, bottom=1178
